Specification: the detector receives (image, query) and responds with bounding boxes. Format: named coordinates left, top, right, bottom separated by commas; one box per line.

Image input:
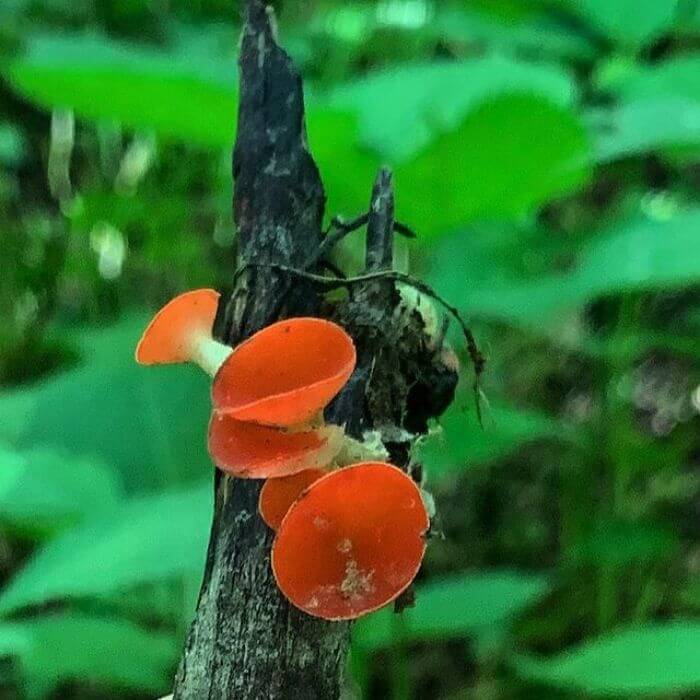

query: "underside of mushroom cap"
left=271, top=462, right=429, bottom=620
left=259, top=469, right=326, bottom=530
left=208, top=411, right=343, bottom=479
left=135, top=289, right=220, bottom=365
left=212, top=317, right=356, bottom=427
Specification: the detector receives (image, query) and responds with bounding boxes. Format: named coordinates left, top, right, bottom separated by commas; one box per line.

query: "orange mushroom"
left=135, top=289, right=232, bottom=376
left=208, top=411, right=343, bottom=479
left=271, top=462, right=429, bottom=620
left=212, top=317, right=356, bottom=427
left=259, top=469, right=326, bottom=530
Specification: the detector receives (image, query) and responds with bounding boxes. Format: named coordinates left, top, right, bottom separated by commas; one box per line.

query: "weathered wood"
left=173, top=3, right=349, bottom=698
left=173, top=2, right=458, bottom=698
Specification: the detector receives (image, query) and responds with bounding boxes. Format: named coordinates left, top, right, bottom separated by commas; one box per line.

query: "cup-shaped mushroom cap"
left=212, top=317, right=356, bottom=427
left=136, top=289, right=220, bottom=365
left=208, top=411, right=343, bottom=479
left=259, top=469, right=326, bottom=530
left=271, top=462, right=429, bottom=620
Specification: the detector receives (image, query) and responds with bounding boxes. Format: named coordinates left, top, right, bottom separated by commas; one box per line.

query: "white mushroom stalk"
left=135, top=289, right=232, bottom=376
left=189, top=332, right=232, bottom=377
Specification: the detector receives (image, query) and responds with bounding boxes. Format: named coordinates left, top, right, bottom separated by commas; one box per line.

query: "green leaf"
left=573, top=209, right=700, bottom=293
left=418, top=400, right=568, bottom=479
left=431, top=7, right=596, bottom=62
left=6, top=33, right=238, bottom=147
left=307, top=110, right=379, bottom=225
left=2, top=33, right=369, bottom=228
left=0, top=614, right=176, bottom=698
left=327, top=57, right=576, bottom=161
left=353, top=570, right=549, bottom=651
left=396, top=94, right=590, bottom=237
left=311, top=4, right=595, bottom=61
left=0, top=315, right=212, bottom=492
left=0, top=483, right=211, bottom=614
left=431, top=209, right=700, bottom=324
left=561, top=0, right=679, bottom=47
left=513, top=622, right=700, bottom=695
left=598, top=55, right=700, bottom=104
left=0, top=445, right=122, bottom=537
left=591, top=98, right=700, bottom=162
left=3, top=37, right=587, bottom=236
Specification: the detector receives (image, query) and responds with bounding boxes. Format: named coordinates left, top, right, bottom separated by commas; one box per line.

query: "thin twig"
left=304, top=211, right=416, bottom=272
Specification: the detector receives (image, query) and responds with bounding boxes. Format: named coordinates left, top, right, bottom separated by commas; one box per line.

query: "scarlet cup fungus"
left=208, top=411, right=343, bottom=479
left=135, top=289, right=231, bottom=377
left=137, top=295, right=432, bottom=623
left=259, top=468, right=326, bottom=530
left=271, top=462, right=429, bottom=620
left=212, top=317, right=356, bottom=427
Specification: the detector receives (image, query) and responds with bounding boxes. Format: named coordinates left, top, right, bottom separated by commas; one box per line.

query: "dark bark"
left=173, top=4, right=348, bottom=699
left=173, top=2, right=458, bottom=698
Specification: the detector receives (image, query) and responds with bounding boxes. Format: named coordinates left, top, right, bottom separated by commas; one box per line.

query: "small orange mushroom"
left=135, top=289, right=232, bottom=376
left=259, top=469, right=326, bottom=530
left=271, top=462, right=429, bottom=620
left=208, top=411, right=343, bottom=479
left=212, top=317, right=356, bottom=427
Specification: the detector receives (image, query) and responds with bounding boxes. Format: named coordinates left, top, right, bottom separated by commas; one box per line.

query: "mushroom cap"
left=259, top=469, right=326, bottom=531
left=212, top=317, right=356, bottom=427
left=208, top=411, right=343, bottom=479
left=135, top=289, right=220, bottom=365
left=271, top=462, right=429, bottom=620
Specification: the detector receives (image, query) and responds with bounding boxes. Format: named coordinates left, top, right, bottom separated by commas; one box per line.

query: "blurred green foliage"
left=0, top=0, right=699, bottom=698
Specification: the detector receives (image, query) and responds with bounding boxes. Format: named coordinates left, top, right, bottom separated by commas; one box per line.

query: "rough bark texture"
left=173, top=2, right=458, bottom=698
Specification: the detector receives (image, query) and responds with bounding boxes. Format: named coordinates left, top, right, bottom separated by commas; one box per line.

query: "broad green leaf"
left=432, top=7, right=596, bottom=61
left=310, top=3, right=595, bottom=61
left=514, top=622, right=700, bottom=695
left=418, top=401, right=568, bottom=479
left=431, top=209, right=700, bottom=324
left=0, top=614, right=176, bottom=698
left=573, top=209, right=700, bottom=293
left=396, top=94, right=590, bottom=237
left=561, top=0, right=679, bottom=47
left=0, top=483, right=211, bottom=614
left=6, top=33, right=238, bottom=146
left=0, top=445, right=122, bottom=537
left=353, top=571, right=549, bottom=651
left=328, top=57, right=576, bottom=161
left=591, top=98, right=700, bottom=162
left=3, top=33, right=368, bottom=225
left=3, top=36, right=587, bottom=236
left=424, top=221, right=576, bottom=324
left=597, top=55, right=700, bottom=104
left=0, top=315, right=212, bottom=492
left=308, top=110, right=379, bottom=225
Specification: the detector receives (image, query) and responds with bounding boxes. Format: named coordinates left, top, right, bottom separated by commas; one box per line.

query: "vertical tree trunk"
left=173, top=3, right=350, bottom=699
left=173, top=2, right=458, bottom=698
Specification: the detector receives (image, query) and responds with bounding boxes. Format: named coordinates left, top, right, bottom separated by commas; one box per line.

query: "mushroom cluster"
left=136, top=290, right=429, bottom=620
